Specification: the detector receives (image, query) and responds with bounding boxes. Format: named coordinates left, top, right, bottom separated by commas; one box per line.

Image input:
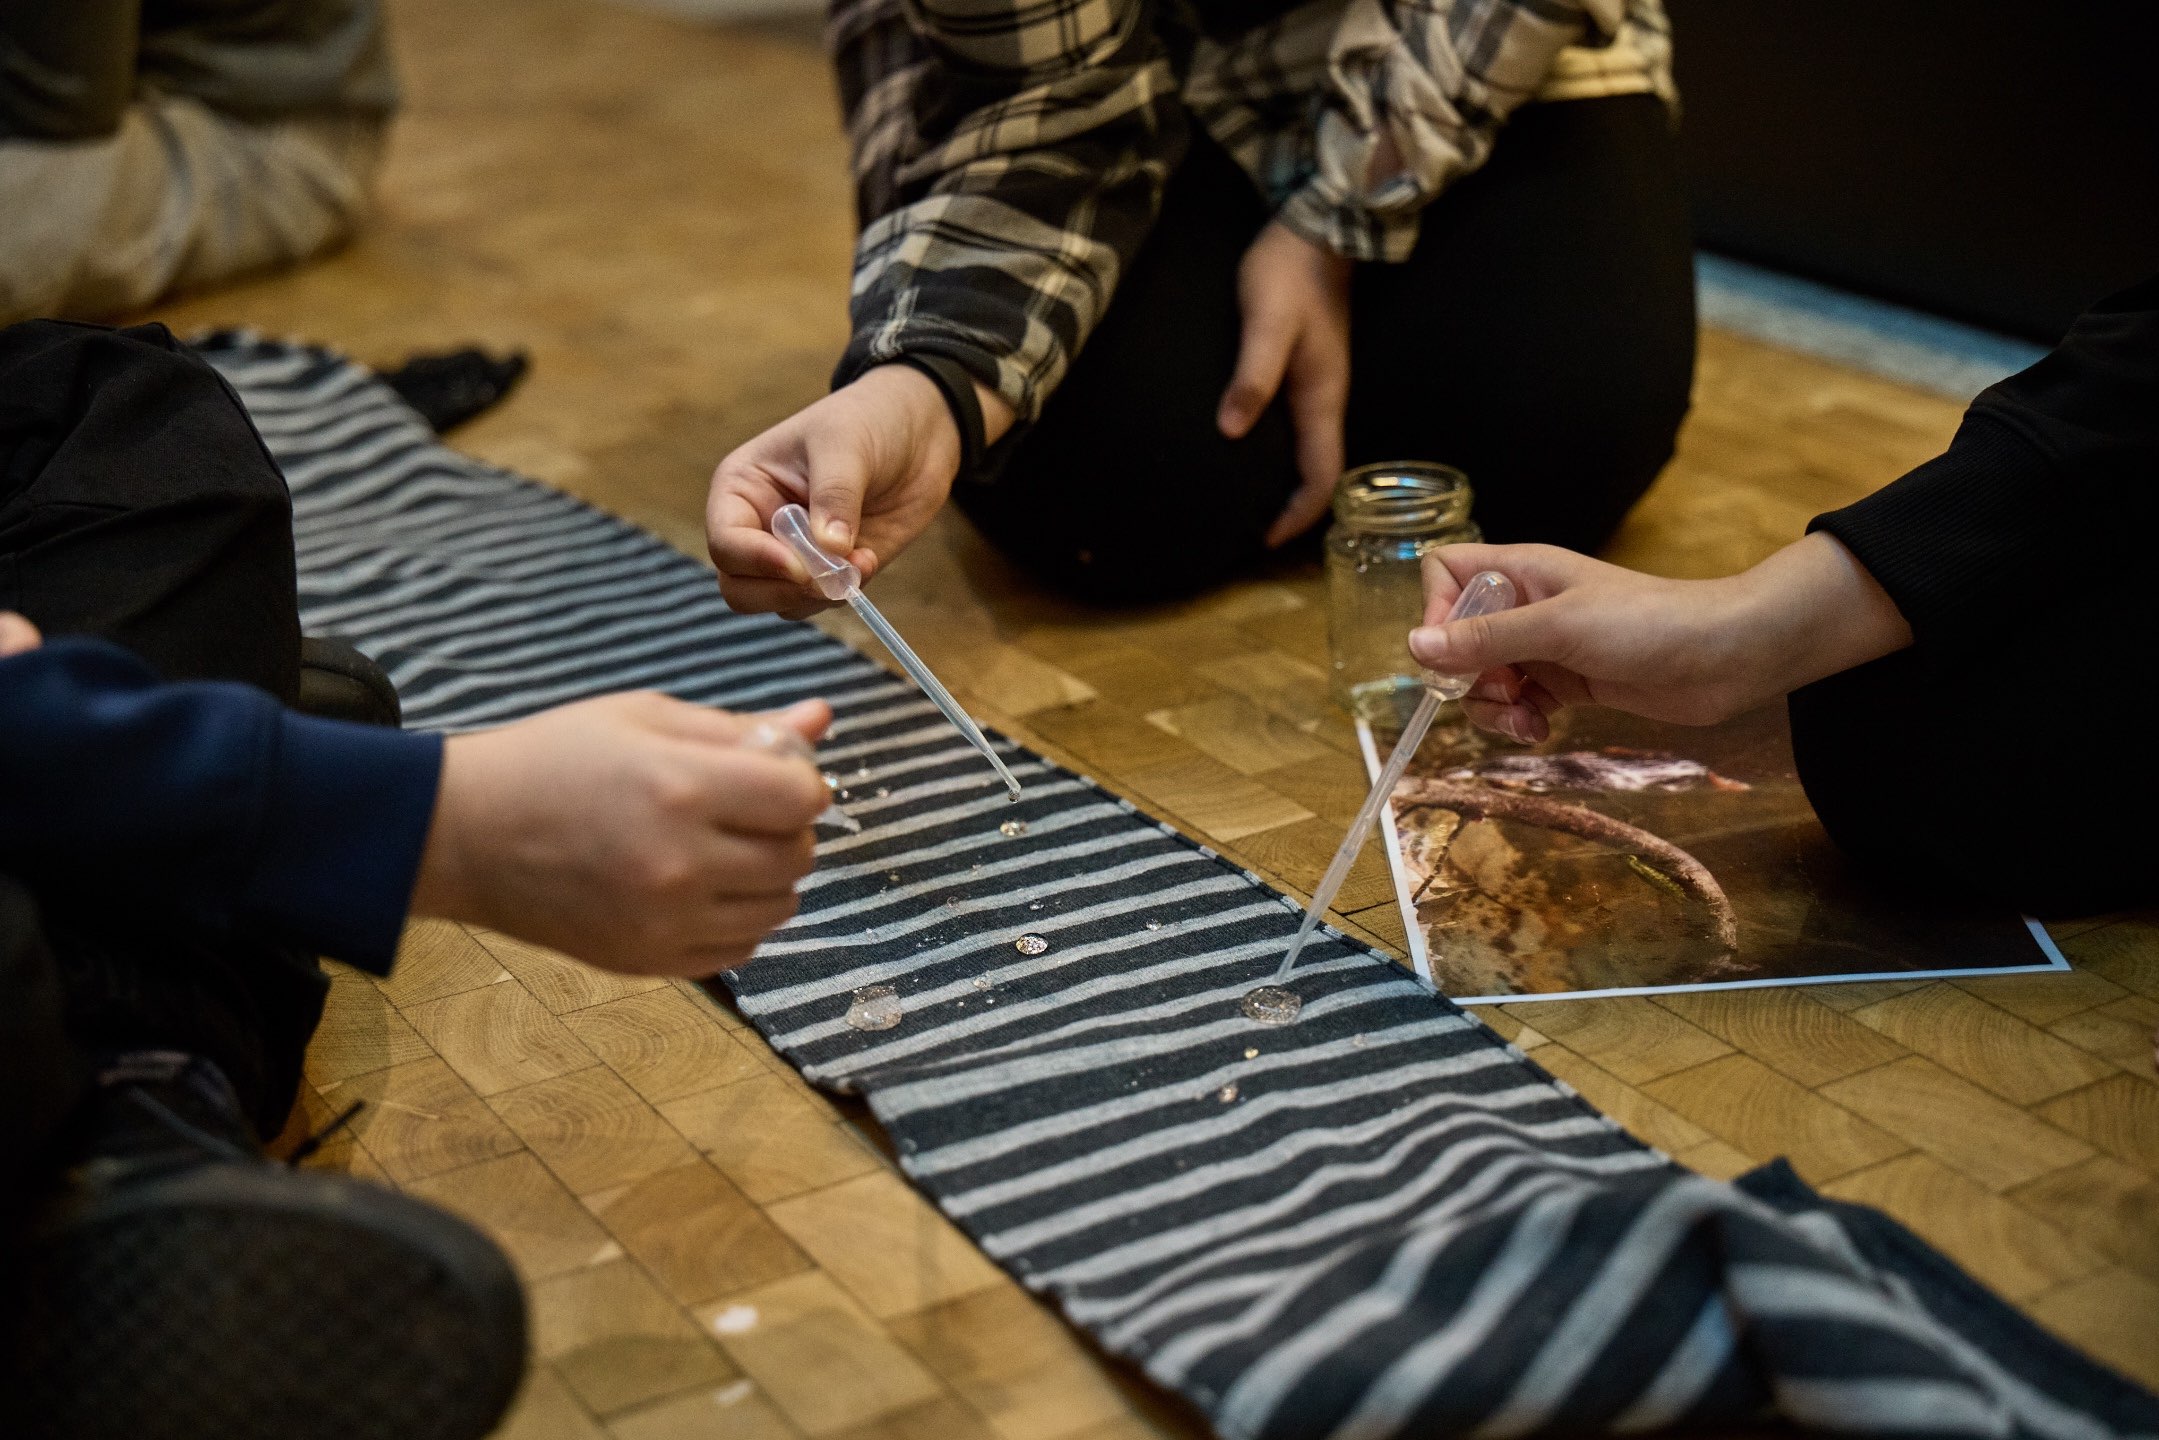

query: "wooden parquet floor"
left=144, top=0, right=2159, bottom=1432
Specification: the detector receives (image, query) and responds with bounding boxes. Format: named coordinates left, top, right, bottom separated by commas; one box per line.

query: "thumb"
left=1217, top=314, right=1294, bottom=440
left=805, top=443, right=871, bottom=557
left=764, top=698, right=832, bottom=746
left=1408, top=602, right=1566, bottom=677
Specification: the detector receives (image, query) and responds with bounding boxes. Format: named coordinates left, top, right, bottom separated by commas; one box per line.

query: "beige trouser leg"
left=0, top=92, right=386, bottom=325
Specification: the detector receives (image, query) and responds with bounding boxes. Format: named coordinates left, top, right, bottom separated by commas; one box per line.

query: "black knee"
left=0, top=320, right=300, bottom=696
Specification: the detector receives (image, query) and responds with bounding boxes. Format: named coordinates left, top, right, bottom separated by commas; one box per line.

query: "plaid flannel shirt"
left=830, top=0, right=1672, bottom=423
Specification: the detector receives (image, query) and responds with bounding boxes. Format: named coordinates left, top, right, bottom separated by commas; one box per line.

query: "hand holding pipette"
left=1270, top=570, right=1517, bottom=983
left=771, top=503, right=1023, bottom=801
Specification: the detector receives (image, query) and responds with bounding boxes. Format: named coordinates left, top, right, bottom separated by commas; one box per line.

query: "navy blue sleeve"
left=0, top=636, right=443, bottom=973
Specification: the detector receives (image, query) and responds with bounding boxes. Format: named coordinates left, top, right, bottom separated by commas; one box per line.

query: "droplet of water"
left=1241, top=986, right=1303, bottom=1026
left=1144, top=919, right=1163, bottom=931
left=885, top=873, right=900, bottom=883
left=1351, top=1034, right=1368, bottom=1048
left=972, top=976, right=991, bottom=989
left=945, top=895, right=963, bottom=908
left=1028, top=901, right=1043, bottom=911
left=845, top=985, right=903, bottom=1032
left=1216, top=1083, right=1239, bottom=1103
left=821, top=772, right=841, bottom=792
left=875, top=787, right=890, bottom=799
left=1243, top=1047, right=1259, bottom=1060
left=1014, top=934, right=1049, bottom=956
left=853, top=763, right=873, bottom=780
left=999, top=819, right=1029, bottom=838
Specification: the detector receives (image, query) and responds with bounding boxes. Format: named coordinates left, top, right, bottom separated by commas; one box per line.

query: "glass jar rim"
left=1332, top=461, right=1474, bottom=535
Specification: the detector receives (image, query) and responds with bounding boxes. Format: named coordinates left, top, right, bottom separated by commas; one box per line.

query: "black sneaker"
left=2, top=1053, right=527, bottom=1440
left=298, top=636, right=403, bottom=728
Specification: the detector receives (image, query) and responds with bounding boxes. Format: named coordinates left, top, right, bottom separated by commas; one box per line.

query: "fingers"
left=1217, top=307, right=1294, bottom=441
left=804, top=434, right=871, bottom=558
left=1420, top=543, right=1600, bottom=620
left=1462, top=697, right=1550, bottom=746
left=766, top=698, right=834, bottom=746
left=1266, top=347, right=1348, bottom=548
left=1409, top=601, right=1565, bottom=678
left=0, top=611, right=43, bottom=658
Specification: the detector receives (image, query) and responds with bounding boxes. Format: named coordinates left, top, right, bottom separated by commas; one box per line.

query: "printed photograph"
left=1362, top=702, right=2064, bottom=1003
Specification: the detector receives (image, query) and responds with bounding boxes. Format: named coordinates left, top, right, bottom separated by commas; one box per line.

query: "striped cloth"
left=204, top=333, right=2159, bottom=1440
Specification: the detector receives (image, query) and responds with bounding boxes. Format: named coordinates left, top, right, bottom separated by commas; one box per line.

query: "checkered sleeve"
left=1191, top=0, right=1669, bottom=262
left=829, top=0, right=1189, bottom=420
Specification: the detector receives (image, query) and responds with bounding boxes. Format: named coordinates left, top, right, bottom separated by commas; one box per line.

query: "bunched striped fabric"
left=207, top=334, right=2159, bottom=1440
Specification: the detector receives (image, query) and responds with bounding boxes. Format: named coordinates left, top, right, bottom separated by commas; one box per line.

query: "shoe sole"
left=7, top=1164, right=526, bottom=1440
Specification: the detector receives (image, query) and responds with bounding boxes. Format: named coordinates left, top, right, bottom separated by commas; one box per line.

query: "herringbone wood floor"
left=147, top=0, right=2159, bottom=1433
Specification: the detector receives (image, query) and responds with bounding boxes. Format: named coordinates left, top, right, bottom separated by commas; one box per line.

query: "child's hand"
left=1412, top=535, right=1913, bottom=743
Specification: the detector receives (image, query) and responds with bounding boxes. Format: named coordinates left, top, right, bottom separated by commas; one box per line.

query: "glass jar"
left=1325, top=461, right=1481, bottom=724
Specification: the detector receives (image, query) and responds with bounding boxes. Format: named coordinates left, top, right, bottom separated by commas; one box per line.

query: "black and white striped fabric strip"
left=207, top=334, right=2159, bottom=1440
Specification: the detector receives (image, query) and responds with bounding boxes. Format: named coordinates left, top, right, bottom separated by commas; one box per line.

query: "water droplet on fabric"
left=972, top=976, right=991, bottom=989
left=1243, top=1047, right=1259, bottom=1060
left=1241, top=986, right=1302, bottom=1026
left=1028, top=901, right=1043, bottom=911
left=1216, top=1083, right=1239, bottom=1103
left=875, top=787, right=890, bottom=798
left=885, top=873, right=900, bottom=883
left=821, top=772, right=841, bottom=792
left=1351, top=1034, right=1368, bottom=1048
left=1014, top=934, right=1049, bottom=956
left=999, top=819, right=1029, bottom=838
left=1144, top=919, right=1163, bottom=931
left=845, top=985, right=903, bottom=1032
left=945, top=895, right=963, bottom=908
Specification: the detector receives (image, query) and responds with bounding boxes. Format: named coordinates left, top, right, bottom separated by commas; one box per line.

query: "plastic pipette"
left=1271, top=570, right=1517, bottom=982
left=771, top=503, right=1022, bottom=801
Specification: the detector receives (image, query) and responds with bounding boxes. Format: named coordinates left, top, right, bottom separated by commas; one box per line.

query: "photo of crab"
left=1359, top=701, right=2064, bottom=1003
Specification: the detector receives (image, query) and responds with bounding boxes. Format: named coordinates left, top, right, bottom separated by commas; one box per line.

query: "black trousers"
left=957, top=94, right=1698, bottom=604
left=0, top=321, right=327, bottom=1212
left=1791, top=590, right=2159, bottom=918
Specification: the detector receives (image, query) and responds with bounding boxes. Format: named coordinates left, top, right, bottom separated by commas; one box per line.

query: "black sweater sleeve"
left=1810, top=275, right=2159, bottom=651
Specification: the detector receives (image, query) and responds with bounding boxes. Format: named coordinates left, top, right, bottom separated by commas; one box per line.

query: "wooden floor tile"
left=765, top=1171, right=1004, bottom=1319
left=305, top=969, right=434, bottom=1086
left=403, top=979, right=600, bottom=1096
left=1822, top=1154, right=2104, bottom=1303
left=2047, top=996, right=2159, bottom=1085
left=887, top=1287, right=1130, bottom=1440
left=1651, top=988, right=1907, bottom=1088
left=1223, top=815, right=1395, bottom=913
left=409, top=1151, right=620, bottom=1282
left=823, top=1396, right=1002, bottom=1440
left=532, top=1259, right=738, bottom=1417
left=492, top=1067, right=698, bottom=1196
left=1145, top=695, right=1332, bottom=777
left=1672, top=1139, right=1758, bottom=1180
left=660, top=1074, right=885, bottom=1203
left=1953, top=967, right=2129, bottom=1027
left=584, top=1160, right=812, bottom=1306
left=493, top=1366, right=608, bottom=1440
left=1819, top=1057, right=2091, bottom=1192
left=1529, top=1044, right=1710, bottom=1155
left=2009, top=1156, right=2159, bottom=1281
left=606, top=1381, right=796, bottom=1440
left=475, top=928, right=673, bottom=1014
left=1804, top=979, right=1931, bottom=1013
left=332, top=1056, right=525, bottom=1183
left=564, top=987, right=770, bottom=1105
left=2061, top=919, right=2159, bottom=999
left=1643, top=1054, right=1906, bottom=1183
left=701, top=1272, right=945, bottom=1436
left=380, top=918, right=512, bottom=1009
left=1516, top=997, right=1733, bottom=1086
left=1849, top=984, right=2118, bottom=1105
left=1118, top=753, right=1315, bottom=844
left=2023, top=1268, right=2159, bottom=1391
left=2036, top=1074, right=2159, bottom=1173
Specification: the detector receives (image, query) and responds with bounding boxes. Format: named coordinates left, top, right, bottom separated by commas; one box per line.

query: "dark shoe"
left=379, top=348, right=529, bottom=434
left=298, top=635, right=402, bottom=727
left=2, top=1054, right=526, bottom=1440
